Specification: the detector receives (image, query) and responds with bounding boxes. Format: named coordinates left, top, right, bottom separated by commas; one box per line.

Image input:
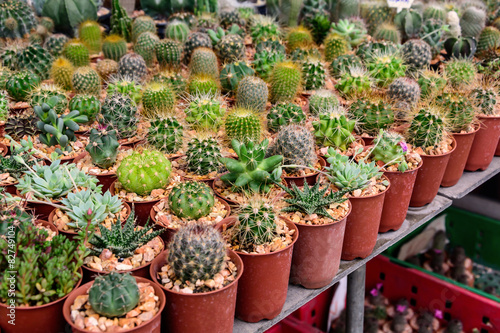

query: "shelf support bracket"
left=346, top=264, right=366, bottom=333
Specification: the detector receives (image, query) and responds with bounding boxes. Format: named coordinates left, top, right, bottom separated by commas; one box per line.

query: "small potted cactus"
left=150, top=224, right=243, bottom=333
left=217, top=196, right=298, bottom=322
left=111, top=148, right=180, bottom=225
left=325, top=149, right=390, bottom=260
left=465, top=79, right=500, bottom=171
left=150, top=181, right=230, bottom=244
left=63, top=272, right=165, bottom=333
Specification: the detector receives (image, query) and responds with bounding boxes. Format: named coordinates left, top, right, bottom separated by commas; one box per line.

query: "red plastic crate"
left=266, top=317, right=325, bottom=333
left=290, top=286, right=336, bottom=331
left=367, top=256, right=500, bottom=333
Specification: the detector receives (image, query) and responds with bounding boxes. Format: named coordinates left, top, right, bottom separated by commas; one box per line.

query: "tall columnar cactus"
left=301, top=57, right=326, bottom=90
left=437, top=93, right=475, bottom=133
left=72, top=66, right=101, bottom=95
left=184, top=93, right=225, bottom=128
left=134, top=32, right=159, bottom=67
left=220, top=61, right=255, bottom=93
left=235, top=76, right=269, bottom=113
left=96, top=59, right=119, bottom=81
left=394, top=9, right=422, bottom=41
left=117, top=149, right=172, bottom=195
left=329, top=54, right=363, bottom=79
left=335, top=66, right=372, bottom=98
left=366, top=52, right=407, bottom=88
left=29, top=84, right=68, bottom=114
left=233, top=198, right=278, bottom=247
left=79, top=21, right=102, bottom=55
left=168, top=181, right=215, bottom=219
left=147, top=117, right=184, bottom=154
left=69, top=94, right=101, bottom=124
left=373, top=23, right=401, bottom=44
left=167, top=224, right=226, bottom=283
left=477, top=26, right=500, bottom=53
left=183, top=32, right=212, bottom=63
left=141, top=82, right=176, bottom=119
left=44, top=34, right=69, bottom=57
left=131, top=15, right=156, bottom=43
left=269, top=61, right=302, bottom=103
left=0, top=0, right=36, bottom=39
left=100, top=93, right=138, bottom=140
left=102, top=35, right=127, bottom=61
left=6, top=71, right=40, bottom=102
left=189, top=47, right=219, bottom=78
left=188, top=74, right=220, bottom=96
left=88, top=272, right=140, bottom=318
left=185, top=136, right=223, bottom=175
left=286, top=26, right=314, bottom=51
left=268, top=124, right=317, bottom=171
left=309, top=90, right=339, bottom=115
left=349, top=96, right=394, bottom=136
left=165, top=20, right=190, bottom=43
left=51, top=57, right=74, bottom=91
left=225, top=107, right=262, bottom=144
left=110, top=0, right=132, bottom=42
left=401, top=39, right=432, bottom=70
left=418, top=69, right=447, bottom=99
left=155, top=39, right=182, bottom=69
left=370, top=131, right=408, bottom=171
left=387, top=77, right=421, bottom=108
left=324, top=34, right=350, bottom=61
left=406, top=106, right=447, bottom=149
left=312, top=110, right=356, bottom=150
left=267, top=102, right=305, bottom=132
left=118, top=53, right=148, bottom=82
left=445, top=59, right=477, bottom=89
left=62, top=40, right=90, bottom=67
left=17, top=44, right=53, bottom=80
left=460, top=6, right=486, bottom=39
left=85, top=127, right=120, bottom=169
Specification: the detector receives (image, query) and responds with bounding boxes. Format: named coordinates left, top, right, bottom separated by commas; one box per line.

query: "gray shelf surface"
left=233, top=195, right=452, bottom=333
left=438, top=157, right=500, bottom=200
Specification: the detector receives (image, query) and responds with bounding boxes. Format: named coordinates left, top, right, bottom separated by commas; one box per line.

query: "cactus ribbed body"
left=417, top=70, right=447, bottom=98
left=329, top=54, right=362, bottom=79
left=147, top=117, right=183, bottom=153
left=72, top=66, right=101, bottom=95
left=301, top=58, right=326, bottom=90
left=216, top=34, right=245, bottom=63
left=189, top=47, right=218, bottom=78
left=29, top=84, right=67, bottom=114
left=366, top=52, right=407, bottom=87
left=438, top=93, right=475, bottom=133
left=335, top=66, right=372, bottom=98
left=269, top=61, right=302, bottom=103
left=312, top=110, right=356, bottom=150
left=225, top=108, right=262, bottom=143
left=165, top=20, right=190, bottom=43
left=236, top=76, right=269, bottom=112
left=268, top=124, right=317, bottom=170
left=102, top=35, right=127, bottom=61
left=6, top=71, right=40, bottom=102
left=324, top=34, right=350, bottom=61
left=387, top=77, right=421, bottom=107
left=85, top=127, right=119, bottom=169
left=155, top=39, right=182, bottom=69
left=51, top=57, right=74, bottom=91
left=183, top=32, right=212, bottom=62
left=460, top=6, right=486, bottom=39
left=168, top=181, right=215, bottom=219
left=106, top=76, right=142, bottom=105
left=185, top=137, right=223, bottom=175
left=253, top=40, right=286, bottom=81
left=44, top=33, right=69, bottom=57
left=100, top=93, right=138, bottom=140
left=188, top=74, right=220, bottom=96
left=142, top=83, right=176, bottom=119
left=17, top=44, right=53, bottom=80
left=185, top=95, right=225, bottom=128
left=406, top=107, right=446, bottom=149
left=220, top=61, right=255, bottom=93
left=401, top=39, right=432, bottom=70
left=309, top=90, right=339, bottom=115
left=286, top=26, right=314, bottom=51
left=477, top=27, right=500, bottom=53
left=132, top=15, right=156, bottom=43
left=373, top=23, right=401, bottom=44
left=79, top=21, right=102, bottom=54
left=63, top=40, right=90, bottom=67
left=349, top=97, right=394, bottom=135
left=0, top=0, right=36, bottom=39
left=472, top=88, right=498, bottom=116
left=134, top=32, right=159, bottom=67
left=267, top=102, right=305, bottom=132
left=69, top=94, right=101, bottom=123
left=96, top=59, right=119, bottom=81
left=118, top=53, right=148, bottom=82
left=234, top=200, right=277, bottom=247
left=445, top=59, right=477, bottom=89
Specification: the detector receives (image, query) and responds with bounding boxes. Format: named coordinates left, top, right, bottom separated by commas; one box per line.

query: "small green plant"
left=366, top=51, right=407, bottom=88
left=418, top=69, right=447, bottom=98
left=220, top=61, right=255, bottom=93
left=50, top=57, right=74, bottom=91
left=168, top=181, right=215, bottom=219
left=147, top=117, right=184, bottom=154
left=85, top=126, right=120, bottom=169
left=28, top=83, right=68, bottom=114
left=118, top=53, right=148, bottom=82
left=286, top=26, right=314, bottom=51
left=141, top=82, right=176, bottom=119
left=401, top=39, right=432, bottom=70
left=134, top=31, right=159, bottom=67
left=324, top=34, right=350, bottom=61
left=189, top=47, right=219, bottom=78
left=370, top=130, right=409, bottom=172
left=405, top=105, right=447, bottom=150
left=329, top=54, right=363, bottom=79
left=184, top=93, right=225, bottom=128
left=269, top=61, right=302, bottom=103
left=102, top=34, right=127, bottom=61
left=99, top=93, right=138, bottom=140
left=445, top=58, right=477, bottom=88
left=349, top=96, right=395, bottom=136
left=437, top=93, right=475, bottom=133
left=106, top=75, right=142, bottom=105
left=0, top=137, right=40, bottom=180
left=335, top=66, right=372, bottom=98
left=330, top=19, right=367, bottom=47
left=71, top=66, right=101, bottom=95
left=267, top=102, right=306, bottom=132
left=132, top=15, right=156, bottom=43
left=155, top=38, right=182, bottom=69
left=79, top=20, right=102, bottom=54
left=62, top=39, right=90, bottom=67
left=224, top=107, right=262, bottom=144
left=6, top=70, right=41, bottom=102
left=312, top=108, right=356, bottom=151
left=236, top=76, right=269, bottom=113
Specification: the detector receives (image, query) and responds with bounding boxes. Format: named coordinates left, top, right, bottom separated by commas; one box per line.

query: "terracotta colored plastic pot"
left=48, top=202, right=131, bottom=241
left=0, top=143, right=7, bottom=157
left=63, top=276, right=165, bottom=333
left=18, top=192, right=60, bottom=220
left=379, top=163, right=422, bottom=233
left=287, top=202, right=351, bottom=289
left=283, top=156, right=326, bottom=187
left=0, top=181, right=17, bottom=195
left=36, top=219, right=58, bottom=235
left=150, top=249, right=243, bottom=333
left=82, top=236, right=164, bottom=283
left=361, top=136, right=375, bottom=146
left=216, top=217, right=298, bottom=322
left=0, top=268, right=82, bottom=333
left=110, top=180, right=160, bottom=226
left=410, top=137, right=456, bottom=207
left=465, top=115, right=500, bottom=171
left=495, top=139, right=500, bottom=156
left=441, top=127, right=479, bottom=187
left=341, top=176, right=390, bottom=261
left=150, top=197, right=231, bottom=245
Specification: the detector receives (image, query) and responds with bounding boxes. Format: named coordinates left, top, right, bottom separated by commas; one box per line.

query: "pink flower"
left=434, top=309, right=443, bottom=319
left=370, top=288, right=379, bottom=297
left=376, top=283, right=383, bottom=290
left=396, top=304, right=407, bottom=313
left=87, top=208, right=93, bottom=216
left=399, top=141, right=408, bottom=152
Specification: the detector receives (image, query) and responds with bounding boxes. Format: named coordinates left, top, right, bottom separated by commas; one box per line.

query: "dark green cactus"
left=252, top=40, right=286, bottom=81
left=134, top=31, right=159, bottom=67
left=394, top=9, right=423, bottom=41
left=401, top=39, right=432, bottom=70
left=168, top=181, right=215, bottom=219
left=185, top=136, right=223, bottom=175
left=110, top=0, right=132, bottom=42
left=437, top=93, right=475, bottom=133
left=165, top=20, right=190, bottom=43
left=147, top=117, right=184, bottom=153
left=471, top=86, right=498, bottom=115
left=100, top=93, right=138, bottom=140
left=406, top=106, right=447, bottom=149
left=29, top=84, right=68, bottom=114
left=6, top=71, right=40, bottom=102
left=313, top=109, right=356, bottom=151
left=132, top=15, right=156, bottom=43
left=44, top=33, right=69, bottom=57
left=214, top=32, right=245, bottom=63
left=267, top=102, right=306, bottom=132
left=443, top=36, right=477, bottom=59
left=85, top=126, right=120, bottom=169
left=309, top=90, right=339, bottom=115
left=329, top=54, right=363, bottom=79
left=301, top=57, right=326, bottom=90
left=106, top=75, right=142, bottom=105
left=349, top=96, right=394, bottom=136
left=236, top=76, right=269, bottom=112
left=118, top=53, right=148, bottom=82
left=17, top=44, right=53, bottom=80
left=370, top=130, right=408, bottom=172
left=387, top=77, right=421, bottom=107
left=220, top=61, right=255, bottom=93
left=183, top=32, right=212, bottom=63
left=155, top=39, right=182, bottom=69
left=0, top=0, right=36, bottom=39
left=189, top=47, right=219, bottom=78
left=102, top=34, right=128, bottom=61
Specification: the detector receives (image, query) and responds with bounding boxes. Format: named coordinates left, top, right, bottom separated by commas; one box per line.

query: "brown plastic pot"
left=63, top=276, right=165, bottom=333
left=48, top=202, right=131, bottom=242
left=110, top=180, right=160, bottom=226
left=441, top=126, right=479, bottom=187
left=287, top=202, right=351, bottom=289
left=0, top=268, right=82, bottom=333
left=150, top=249, right=243, bottom=333
left=341, top=176, right=390, bottom=261
left=283, top=156, right=326, bottom=187
left=0, top=143, right=7, bottom=157
left=0, top=181, right=18, bottom=195
left=81, top=236, right=164, bottom=283
left=150, top=197, right=231, bottom=245
left=17, top=190, right=60, bottom=220
left=465, top=115, right=500, bottom=171
left=35, top=219, right=58, bottom=235
left=379, top=163, right=422, bottom=233
left=216, top=217, right=298, bottom=322
left=410, top=137, right=456, bottom=207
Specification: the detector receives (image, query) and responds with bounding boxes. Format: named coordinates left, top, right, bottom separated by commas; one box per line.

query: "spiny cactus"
left=62, top=40, right=90, bottom=67
left=134, top=31, right=159, bottom=67
left=471, top=85, right=498, bottom=115
left=185, top=136, right=223, bottom=175
left=370, top=131, right=408, bottom=172
left=304, top=13, right=330, bottom=44
left=418, top=69, right=447, bottom=98
left=168, top=224, right=226, bottom=283
left=118, top=53, right=148, bottom=82
left=364, top=3, right=393, bottom=34
left=147, top=117, right=184, bottom=154
left=141, top=82, right=176, bottom=119
left=235, top=76, right=269, bottom=113
left=106, top=75, right=142, bottom=105
left=100, top=93, right=138, bottom=140
left=329, top=54, right=363, bottom=79
left=444, top=36, right=477, bottom=59
left=187, top=74, right=220, bottom=96
left=117, top=149, right=172, bottom=195
left=335, top=66, right=372, bottom=98
left=110, top=0, right=132, bottom=42
left=72, top=66, right=101, bottom=95
left=168, top=181, right=215, bottom=219
left=366, top=51, right=407, bottom=88
left=17, top=44, right=53, bottom=80
left=79, top=21, right=101, bottom=55
left=406, top=106, right=447, bottom=149
left=189, top=47, right=219, bottom=78
left=267, top=102, right=305, bottom=132
left=423, top=5, right=446, bottom=22
left=220, top=61, right=255, bottom=93
left=252, top=41, right=286, bottom=81
left=349, top=96, right=395, bottom=136
left=50, top=57, right=74, bottom=91
left=69, top=94, right=101, bottom=124
left=184, top=93, right=225, bottom=128
left=286, top=26, right=314, bottom=51
left=183, top=32, right=212, bottom=63
left=373, top=23, right=401, bottom=44
left=44, top=33, right=69, bottom=57
left=330, top=19, right=367, bottom=47
left=232, top=198, right=278, bottom=248
left=268, top=124, right=317, bottom=171
left=401, top=39, right=432, bottom=70
left=215, top=33, right=245, bottom=63
left=131, top=15, right=156, bottom=43
left=153, top=70, right=186, bottom=95
left=155, top=38, right=182, bottom=69
left=394, top=9, right=422, bottom=41
left=5, top=110, right=39, bottom=140
left=224, top=107, right=262, bottom=144
left=356, top=40, right=398, bottom=61
left=85, top=127, right=120, bottom=169
left=249, top=15, right=282, bottom=42
left=309, top=89, right=339, bottom=115
left=88, top=272, right=139, bottom=318
left=0, top=0, right=36, bottom=39
left=301, top=57, right=326, bottom=91
left=6, top=71, right=40, bottom=102
left=269, top=61, right=302, bottom=103
left=445, top=58, right=477, bottom=89
left=324, top=34, right=350, bottom=61
left=96, top=59, right=119, bottom=81
left=165, top=20, right=190, bottom=42
left=102, top=34, right=127, bottom=61
left=477, top=26, right=500, bottom=53
left=460, top=6, right=486, bottom=38
left=387, top=77, right=421, bottom=107
left=437, top=93, right=475, bottom=133
left=313, top=109, right=356, bottom=150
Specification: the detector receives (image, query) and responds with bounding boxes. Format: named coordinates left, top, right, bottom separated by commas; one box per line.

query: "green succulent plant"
left=85, top=127, right=120, bottom=169
left=312, top=108, right=356, bottom=151
left=370, top=130, right=409, bottom=172
left=267, top=102, right=306, bottom=132
left=184, top=93, right=225, bottom=129
left=330, top=19, right=367, bottom=47
left=168, top=181, right=215, bottom=220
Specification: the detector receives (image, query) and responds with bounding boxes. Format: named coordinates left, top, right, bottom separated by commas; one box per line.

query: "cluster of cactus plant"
left=168, top=181, right=215, bottom=219
left=220, top=61, right=255, bottom=93
left=252, top=40, right=286, bottom=81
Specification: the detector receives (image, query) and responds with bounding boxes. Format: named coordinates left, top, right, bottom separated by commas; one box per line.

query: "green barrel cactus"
left=183, top=32, right=212, bottom=63
left=417, top=69, right=447, bottom=98
left=477, top=26, right=500, bottom=53
left=290, top=46, right=322, bottom=62
left=155, top=39, right=182, bottom=69
left=6, top=71, right=40, bottom=102
left=301, top=57, right=326, bottom=91
left=29, top=84, right=68, bottom=114
left=185, top=136, right=223, bottom=175
left=189, top=47, right=219, bottom=78
left=85, top=126, right=120, bottom=169
left=233, top=198, right=278, bottom=247
left=62, top=39, right=90, bottom=67
left=17, top=44, right=53, bottom=80
left=50, top=57, right=74, bottom=91
left=460, top=6, right=486, bottom=39
left=131, top=15, right=156, bottom=43
left=220, top=61, right=255, bottom=93
left=153, top=70, right=186, bottom=95
left=225, top=107, right=262, bottom=144
left=445, top=58, right=477, bottom=89
left=117, top=149, right=172, bottom=195
left=235, top=76, right=269, bottom=113
left=134, top=31, right=159, bottom=67
left=387, top=77, right=421, bottom=107
left=252, top=40, right=286, bottom=81
left=141, top=82, right=176, bottom=119
left=0, top=0, right=36, bottom=39
left=364, top=3, right=393, bottom=33
left=335, top=66, right=372, bottom=98
left=330, top=19, right=367, bottom=47
left=437, top=93, right=475, bottom=133
left=185, top=93, right=225, bottom=128
left=366, top=51, right=407, bottom=88
left=44, top=33, right=69, bottom=57
left=100, top=93, right=138, bottom=140
left=406, top=106, right=446, bottom=149
left=188, top=74, right=220, bottom=96
left=401, top=39, right=432, bottom=70
left=165, top=20, right=190, bottom=43
left=267, top=102, right=306, bottom=132
left=215, top=33, right=245, bottom=63
left=118, top=53, right=148, bottom=82
left=269, top=61, right=302, bottom=103
left=268, top=124, right=317, bottom=171
left=147, top=117, right=184, bottom=154
left=349, top=96, right=394, bottom=136
left=286, top=26, right=314, bottom=51
left=96, top=59, right=119, bottom=81
left=106, top=75, right=142, bottom=105
left=324, top=34, right=350, bottom=61
left=72, top=66, right=101, bottom=95
left=79, top=20, right=102, bottom=54
left=329, top=54, right=363, bottom=79
left=309, top=89, right=339, bottom=115
left=471, top=86, right=498, bottom=115
left=423, top=5, right=446, bottom=22
left=69, top=94, right=101, bottom=123
left=312, top=109, right=356, bottom=150
left=102, top=35, right=127, bottom=61
left=168, top=181, right=215, bottom=219
left=373, top=23, right=401, bottom=44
